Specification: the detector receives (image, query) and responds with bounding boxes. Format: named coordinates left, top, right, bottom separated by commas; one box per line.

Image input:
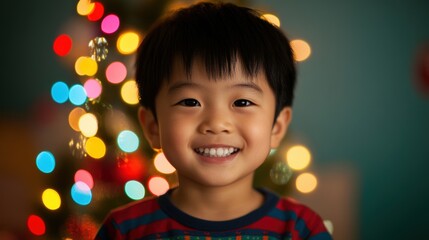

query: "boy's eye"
left=234, top=99, right=253, bottom=107
left=177, top=98, right=201, bottom=107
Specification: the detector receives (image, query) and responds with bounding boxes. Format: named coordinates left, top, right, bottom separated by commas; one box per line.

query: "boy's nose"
left=197, top=109, right=232, bottom=135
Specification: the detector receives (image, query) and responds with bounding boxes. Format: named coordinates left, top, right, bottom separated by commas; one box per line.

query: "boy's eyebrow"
left=167, top=81, right=263, bottom=94
left=167, top=81, right=201, bottom=93
left=233, top=82, right=263, bottom=94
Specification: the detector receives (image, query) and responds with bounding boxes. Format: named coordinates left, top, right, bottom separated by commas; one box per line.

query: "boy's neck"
left=169, top=176, right=264, bottom=221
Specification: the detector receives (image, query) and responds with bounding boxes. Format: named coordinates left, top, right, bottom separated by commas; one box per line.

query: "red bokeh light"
left=53, top=34, right=72, bottom=56
left=88, top=2, right=104, bottom=22
left=27, top=215, right=46, bottom=236
left=116, top=154, right=146, bottom=183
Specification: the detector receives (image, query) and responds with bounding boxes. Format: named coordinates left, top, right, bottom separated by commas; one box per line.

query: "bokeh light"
left=53, top=34, right=72, bottom=56
left=116, top=154, right=145, bottom=182
left=85, top=137, right=106, bottom=159
left=77, top=0, right=95, bottom=16
left=84, top=78, right=102, bottom=99
left=296, top=172, right=318, bottom=194
left=101, top=14, right=120, bottom=34
left=69, top=84, right=87, bottom=106
left=117, top=130, right=139, bottom=153
left=51, top=81, right=69, bottom=104
left=290, top=39, right=311, bottom=62
left=78, top=113, right=98, bottom=137
left=117, top=32, right=140, bottom=55
left=124, top=180, right=145, bottom=200
left=148, top=177, right=169, bottom=196
left=36, top=151, right=55, bottom=174
left=154, top=152, right=176, bottom=174
left=75, top=56, right=98, bottom=76
left=106, top=61, right=127, bottom=84
left=286, top=145, right=311, bottom=170
left=42, top=188, right=61, bottom=210
left=261, top=13, right=280, bottom=27
left=88, top=2, right=104, bottom=21
left=71, top=182, right=92, bottom=205
left=27, top=215, right=45, bottom=236
left=74, top=169, right=94, bottom=189
left=121, top=80, right=139, bottom=105
left=69, top=107, right=86, bottom=131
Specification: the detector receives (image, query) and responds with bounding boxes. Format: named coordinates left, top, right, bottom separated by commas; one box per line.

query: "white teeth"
left=195, top=147, right=238, bottom=157
left=209, top=148, right=216, bottom=156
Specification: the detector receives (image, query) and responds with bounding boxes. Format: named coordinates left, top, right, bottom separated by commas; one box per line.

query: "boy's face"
left=140, top=60, right=291, bottom=188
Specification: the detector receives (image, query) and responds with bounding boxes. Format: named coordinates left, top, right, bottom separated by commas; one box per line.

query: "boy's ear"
left=138, top=107, right=161, bottom=150
left=270, top=107, right=292, bottom=148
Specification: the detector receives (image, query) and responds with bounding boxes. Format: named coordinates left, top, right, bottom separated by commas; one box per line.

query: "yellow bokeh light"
left=69, top=107, right=86, bottom=132
left=154, top=152, right=176, bottom=174
left=42, top=188, right=61, bottom=210
left=296, top=173, right=318, bottom=194
left=121, top=80, right=139, bottom=105
left=117, top=32, right=140, bottom=55
left=261, top=13, right=280, bottom=27
left=78, top=113, right=98, bottom=137
left=290, top=39, right=311, bottom=62
left=286, top=145, right=311, bottom=170
left=84, top=57, right=98, bottom=76
left=75, top=56, right=98, bottom=76
left=85, top=137, right=106, bottom=159
left=77, top=0, right=95, bottom=16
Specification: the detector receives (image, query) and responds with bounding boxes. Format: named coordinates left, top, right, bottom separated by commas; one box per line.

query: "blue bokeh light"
left=36, top=151, right=55, bottom=174
left=124, top=180, right=145, bottom=200
left=69, top=84, right=87, bottom=106
left=71, top=182, right=92, bottom=205
left=117, top=130, right=139, bottom=153
left=51, top=81, right=69, bottom=104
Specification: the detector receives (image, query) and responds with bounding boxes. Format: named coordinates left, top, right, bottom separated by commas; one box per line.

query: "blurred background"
left=1, top=0, right=428, bottom=239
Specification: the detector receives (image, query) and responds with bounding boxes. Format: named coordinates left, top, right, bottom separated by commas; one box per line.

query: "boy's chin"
left=178, top=172, right=254, bottom=189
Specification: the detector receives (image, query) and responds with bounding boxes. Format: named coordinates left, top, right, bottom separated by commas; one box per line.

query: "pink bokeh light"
left=106, top=61, right=127, bottom=84
left=84, top=78, right=102, bottom=99
left=101, top=14, right=120, bottom=34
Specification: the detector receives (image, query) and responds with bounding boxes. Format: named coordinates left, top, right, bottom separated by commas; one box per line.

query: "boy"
left=96, top=2, right=332, bottom=239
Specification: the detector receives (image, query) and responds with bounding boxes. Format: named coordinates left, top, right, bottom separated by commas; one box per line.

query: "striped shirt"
left=95, top=189, right=332, bottom=240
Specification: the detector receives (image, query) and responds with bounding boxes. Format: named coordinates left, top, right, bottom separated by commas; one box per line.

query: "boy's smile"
left=194, top=146, right=239, bottom=158
left=193, top=145, right=240, bottom=164
left=140, top=59, right=291, bottom=188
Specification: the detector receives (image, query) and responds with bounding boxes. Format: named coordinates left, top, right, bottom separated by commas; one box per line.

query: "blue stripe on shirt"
left=117, top=209, right=169, bottom=234
left=267, top=208, right=314, bottom=239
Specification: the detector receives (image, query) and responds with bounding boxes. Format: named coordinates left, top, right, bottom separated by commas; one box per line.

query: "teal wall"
left=251, top=0, right=429, bottom=239
left=1, top=0, right=75, bottom=114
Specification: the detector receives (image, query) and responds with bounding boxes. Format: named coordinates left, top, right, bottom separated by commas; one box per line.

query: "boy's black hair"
left=135, top=1, right=296, bottom=120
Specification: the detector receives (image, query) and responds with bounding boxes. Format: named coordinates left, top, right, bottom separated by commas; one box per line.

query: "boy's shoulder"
left=278, top=196, right=321, bottom=216
left=107, top=195, right=160, bottom=223
left=275, top=196, right=330, bottom=236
